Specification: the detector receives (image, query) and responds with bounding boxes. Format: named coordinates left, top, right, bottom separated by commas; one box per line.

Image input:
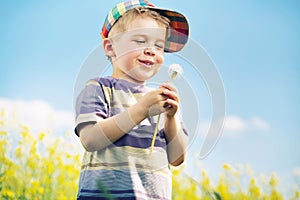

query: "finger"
left=149, top=88, right=167, bottom=102
left=165, top=99, right=179, bottom=108
left=148, top=104, right=166, bottom=116
left=159, top=95, right=168, bottom=103
left=164, top=99, right=179, bottom=117
left=163, top=102, right=172, bottom=108
left=161, top=82, right=177, bottom=92
left=162, top=89, right=179, bottom=102
left=155, top=87, right=167, bottom=96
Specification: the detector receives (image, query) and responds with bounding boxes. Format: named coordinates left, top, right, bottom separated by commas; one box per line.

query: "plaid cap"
left=101, top=0, right=189, bottom=53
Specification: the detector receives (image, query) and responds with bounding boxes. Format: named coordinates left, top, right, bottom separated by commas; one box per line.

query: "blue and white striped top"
left=75, top=76, right=186, bottom=200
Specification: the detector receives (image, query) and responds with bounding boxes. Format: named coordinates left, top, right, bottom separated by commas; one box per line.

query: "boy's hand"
left=160, top=83, right=179, bottom=118
left=137, top=88, right=168, bottom=117
left=136, top=83, right=179, bottom=118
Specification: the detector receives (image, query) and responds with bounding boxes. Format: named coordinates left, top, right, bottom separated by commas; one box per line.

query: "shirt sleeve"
left=74, top=79, right=109, bottom=136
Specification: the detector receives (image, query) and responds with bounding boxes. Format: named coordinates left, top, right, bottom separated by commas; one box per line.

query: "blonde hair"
left=108, top=7, right=170, bottom=38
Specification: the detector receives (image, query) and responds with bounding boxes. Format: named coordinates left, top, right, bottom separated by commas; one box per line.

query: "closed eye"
left=133, top=40, right=145, bottom=44
left=155, top=44, right=164, bottom=49
left=155, top=43, right=164, bottom=50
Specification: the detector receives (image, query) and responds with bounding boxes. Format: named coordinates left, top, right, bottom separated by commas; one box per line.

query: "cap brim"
left=147, top=7, right=189, bottom=52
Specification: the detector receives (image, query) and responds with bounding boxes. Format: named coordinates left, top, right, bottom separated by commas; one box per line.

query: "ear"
left=102, top=38, right=116, bottom=58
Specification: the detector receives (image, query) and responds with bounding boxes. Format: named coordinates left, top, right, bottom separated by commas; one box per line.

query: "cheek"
left=114, top=41, right=140, bottom=58
left=115, top=48, right=141, bottom=63
left=156, top=54, right=164, bottom=64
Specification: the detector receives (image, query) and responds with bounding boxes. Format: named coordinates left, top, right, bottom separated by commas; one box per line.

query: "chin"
left=134, top=77, right=148, bottom=83
left=129, top=72, right=156, bottom=83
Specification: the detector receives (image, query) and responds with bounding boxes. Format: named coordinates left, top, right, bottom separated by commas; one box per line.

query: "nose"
left=144, top=47, right=155, bottom=56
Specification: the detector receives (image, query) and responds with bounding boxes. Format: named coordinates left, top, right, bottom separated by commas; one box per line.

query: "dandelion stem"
left=150, top=64, right=182, bottom=155
left=150, top=113, right=161, bottom=154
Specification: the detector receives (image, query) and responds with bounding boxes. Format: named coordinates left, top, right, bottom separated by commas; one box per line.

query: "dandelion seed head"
left=168, top=64, right=183, bottom=81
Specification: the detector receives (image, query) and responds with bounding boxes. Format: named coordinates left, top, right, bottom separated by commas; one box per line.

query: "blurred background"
left=1, top=0, right=299, bottom=199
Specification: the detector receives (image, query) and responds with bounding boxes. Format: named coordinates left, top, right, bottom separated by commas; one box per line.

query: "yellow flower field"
left=0, top=112, right=299, bottom=200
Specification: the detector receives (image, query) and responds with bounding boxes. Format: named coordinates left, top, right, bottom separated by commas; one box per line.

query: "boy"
left=75, top=0, right=189, bottom=199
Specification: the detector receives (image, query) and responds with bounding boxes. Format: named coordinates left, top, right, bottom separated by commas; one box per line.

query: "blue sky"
left=1, top=0, right=300, bottom=191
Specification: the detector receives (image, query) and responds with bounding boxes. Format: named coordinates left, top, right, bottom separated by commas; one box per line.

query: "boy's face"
left=110, top=17, right=166, bottom=84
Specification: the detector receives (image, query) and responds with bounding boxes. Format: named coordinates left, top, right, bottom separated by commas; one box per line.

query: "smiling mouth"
left=138, top=59, right=154, bottom=68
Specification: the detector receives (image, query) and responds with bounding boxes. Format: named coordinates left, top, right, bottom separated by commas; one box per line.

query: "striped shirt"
left=75, top=76, right=186, bottom=200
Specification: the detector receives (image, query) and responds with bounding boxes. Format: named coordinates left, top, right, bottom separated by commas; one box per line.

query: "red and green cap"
left=101, top=0, right=189, bottom=53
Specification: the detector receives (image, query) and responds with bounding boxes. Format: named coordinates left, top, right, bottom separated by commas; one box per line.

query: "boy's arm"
left=79, top=88, right=167, bottom=152
left=79, top=102, right=146, bottom=152
left=160, top=83, right=188, bottom=166
left=164, top=115, right=188, bottom=166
